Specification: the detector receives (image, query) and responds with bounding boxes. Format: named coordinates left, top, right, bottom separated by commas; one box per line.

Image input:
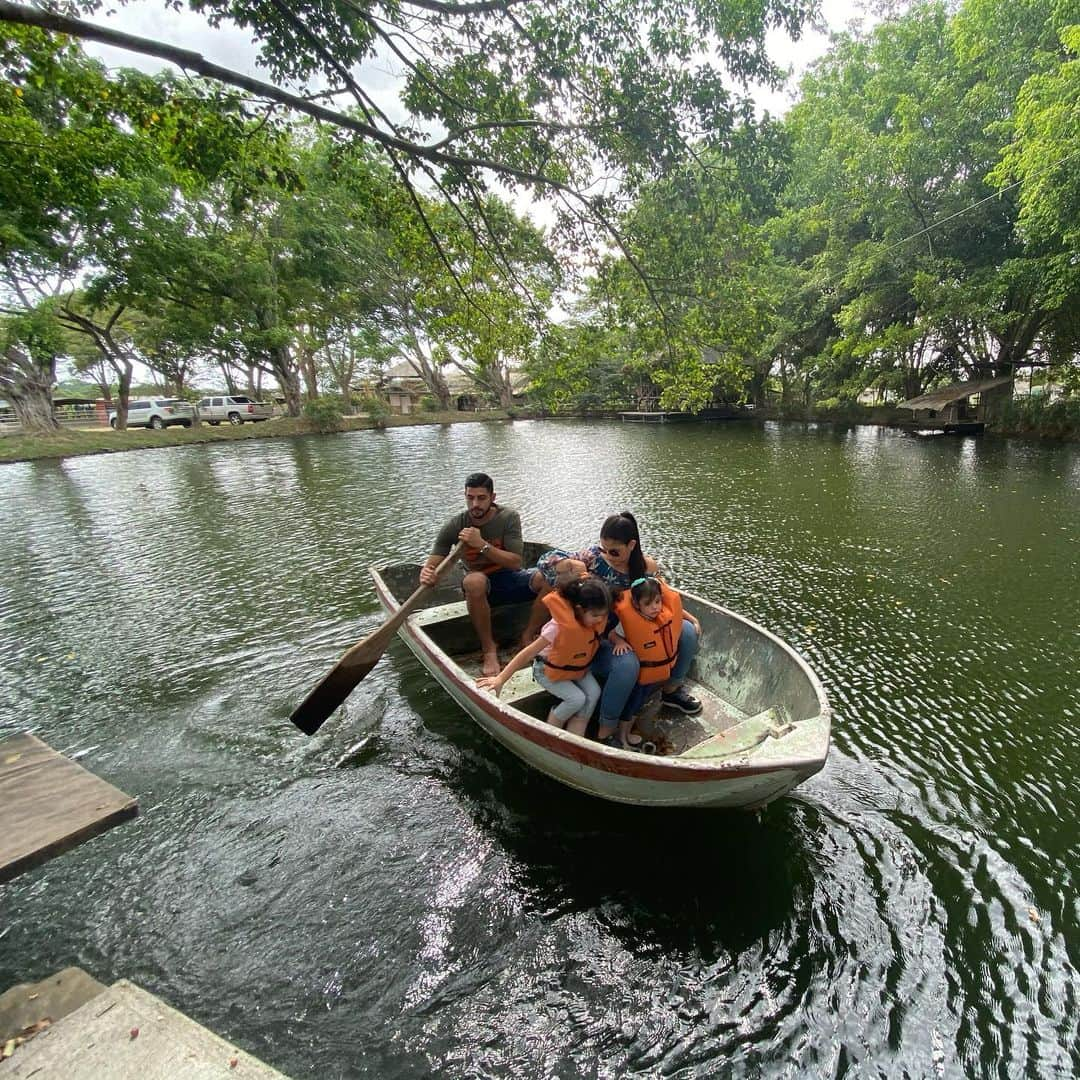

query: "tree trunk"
left=778, top=353, right=790, bottom=408
left=218, top=361, right=238, bottom=394
left=11, top=388, right=59, bottom=432
left=269, top=343, right=302, bottom=416
left=490, top=362, right=513, bottom=408
left=113, top=361, right=134, bottom=429
left=324, top=343, right=358, bottom=410
left=402, top=343, right=452, bottom=410
left=2, top=345, right=59, bottom=434
left=746, top=369, right=767, bottom=408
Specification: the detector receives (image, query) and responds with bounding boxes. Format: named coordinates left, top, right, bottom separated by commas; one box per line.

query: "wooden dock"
left=1, top=975, right=289, bottom=1077
left=0, top=732, right=138, bottom=883
left=619, top=411, right=682, bottom=423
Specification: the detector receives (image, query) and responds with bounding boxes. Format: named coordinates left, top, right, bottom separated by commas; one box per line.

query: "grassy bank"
left=0, top=410, right=514, bottom=465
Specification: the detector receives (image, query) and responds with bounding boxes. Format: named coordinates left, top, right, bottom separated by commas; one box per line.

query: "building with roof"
left=373, top=360, right=528, bottom=414
left=896, top=375, right=1013, bottom=434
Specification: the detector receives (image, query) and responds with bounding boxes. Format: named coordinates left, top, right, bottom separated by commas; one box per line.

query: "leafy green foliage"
left=4, top=0, right=1078, bottom=434
left=302, top=394, right=344, bottom=431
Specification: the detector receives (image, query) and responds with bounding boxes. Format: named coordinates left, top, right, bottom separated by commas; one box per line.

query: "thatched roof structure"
left=897, top=376, right=1012, bottom=412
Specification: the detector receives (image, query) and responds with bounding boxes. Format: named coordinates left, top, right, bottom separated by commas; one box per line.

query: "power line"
left=815, top=143, right=1080, bottom=293
left=880, top=145, right=1080, bottom=260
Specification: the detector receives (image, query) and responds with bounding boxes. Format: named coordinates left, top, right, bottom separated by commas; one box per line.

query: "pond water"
left=1, top=420, right=1077, bottom=1077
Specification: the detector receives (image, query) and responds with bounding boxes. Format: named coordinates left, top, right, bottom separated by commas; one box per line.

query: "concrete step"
left=0, top=975, right=287, bottom=1078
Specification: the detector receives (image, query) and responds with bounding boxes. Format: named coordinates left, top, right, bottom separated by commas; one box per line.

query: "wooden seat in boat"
left=677, top=708, right=794, bottom=759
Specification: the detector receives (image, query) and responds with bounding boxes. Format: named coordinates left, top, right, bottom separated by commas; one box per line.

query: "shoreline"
left=0, top=410, right=513, bottom=465
left=2, top=409, right=1075, bottom=466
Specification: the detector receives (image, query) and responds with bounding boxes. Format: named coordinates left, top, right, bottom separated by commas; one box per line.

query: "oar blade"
left=289, top=651, right=381, bottom=735
left=290, top=541, right=466, bottom=737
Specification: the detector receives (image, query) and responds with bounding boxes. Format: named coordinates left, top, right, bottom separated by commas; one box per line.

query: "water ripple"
left=1, top=422, right=1077, bottom=1078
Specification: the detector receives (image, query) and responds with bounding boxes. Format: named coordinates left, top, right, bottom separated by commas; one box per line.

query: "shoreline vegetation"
left=2, top=404, right=1077, bottom=466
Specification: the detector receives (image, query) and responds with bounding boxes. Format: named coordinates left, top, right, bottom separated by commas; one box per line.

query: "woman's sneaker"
left=661, top=686, right=702, bottom=715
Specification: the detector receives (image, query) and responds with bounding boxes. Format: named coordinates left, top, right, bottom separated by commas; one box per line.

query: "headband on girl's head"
left=631, top=576, right=653, bottom=587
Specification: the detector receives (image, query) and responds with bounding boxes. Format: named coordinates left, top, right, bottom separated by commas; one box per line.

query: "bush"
left=419, top=394, right=440, bottom=412
left=355, top=393, right=389, bottom=427
left=303, top=396, right=344, bottom=432
left=997, top=395, right=1080, bottom=438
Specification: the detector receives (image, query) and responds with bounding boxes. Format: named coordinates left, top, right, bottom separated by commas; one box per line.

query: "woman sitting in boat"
left=477, top=577, right=611, bottom=737
left=607, top=575, right=701, bottom=749
left=527, top=512, right=702, bottom=735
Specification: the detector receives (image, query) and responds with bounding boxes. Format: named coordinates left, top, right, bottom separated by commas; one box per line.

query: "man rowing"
left=419, top=472, right=540, bottom=675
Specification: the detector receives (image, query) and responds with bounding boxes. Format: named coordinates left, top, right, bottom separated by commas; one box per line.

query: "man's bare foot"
left=481, top=650, right=500, bottom=676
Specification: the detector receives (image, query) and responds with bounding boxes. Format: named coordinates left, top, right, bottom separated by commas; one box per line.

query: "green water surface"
left=1, top=419, right=1077, bottom=1077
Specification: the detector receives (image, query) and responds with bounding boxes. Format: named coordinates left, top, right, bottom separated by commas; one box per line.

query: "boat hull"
left=371, top=555, right=831, bottom=810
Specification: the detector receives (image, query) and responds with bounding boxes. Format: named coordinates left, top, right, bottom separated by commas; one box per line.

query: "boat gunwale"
left=370, top=564, right=830, bottom=783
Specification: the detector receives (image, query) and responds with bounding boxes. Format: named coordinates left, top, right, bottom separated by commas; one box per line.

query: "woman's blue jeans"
left=593, top=621, right=698, bottom=726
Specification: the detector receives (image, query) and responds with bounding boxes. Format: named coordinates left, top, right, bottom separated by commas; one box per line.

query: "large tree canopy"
left=0, top=0, right=819, bottom=264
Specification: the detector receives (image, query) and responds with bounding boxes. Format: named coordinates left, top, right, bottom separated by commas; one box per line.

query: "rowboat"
left=371, top=544, right=831, bottom=809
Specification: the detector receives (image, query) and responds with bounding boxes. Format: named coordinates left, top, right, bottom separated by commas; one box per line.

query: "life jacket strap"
left=639, top=650, right=678, bottom=669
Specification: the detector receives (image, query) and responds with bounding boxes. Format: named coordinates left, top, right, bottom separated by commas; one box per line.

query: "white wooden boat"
left=371, top=544, right=831, bottom=809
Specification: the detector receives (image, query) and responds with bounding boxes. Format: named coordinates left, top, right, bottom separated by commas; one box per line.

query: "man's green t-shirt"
left=433, top=506, right=523, bottom=574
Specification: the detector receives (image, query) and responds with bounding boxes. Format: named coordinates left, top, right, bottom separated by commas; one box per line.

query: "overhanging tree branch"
left=0, top=1, right=570, bottom=189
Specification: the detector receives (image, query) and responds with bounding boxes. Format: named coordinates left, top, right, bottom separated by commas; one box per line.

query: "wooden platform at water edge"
left=0, top=732, right=139, bottom=883
left=0, top=970, right=289, bottom=1077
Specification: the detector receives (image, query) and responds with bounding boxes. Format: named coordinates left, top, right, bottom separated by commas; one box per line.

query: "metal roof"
left=897, top=375, right=1013, bottom=411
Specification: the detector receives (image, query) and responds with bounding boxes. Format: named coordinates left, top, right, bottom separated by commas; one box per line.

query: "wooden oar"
left=290, top=541, right=466, bottom=735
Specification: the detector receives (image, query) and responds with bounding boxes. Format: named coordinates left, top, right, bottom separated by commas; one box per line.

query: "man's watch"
left=479, top=543, right=490, bottom=556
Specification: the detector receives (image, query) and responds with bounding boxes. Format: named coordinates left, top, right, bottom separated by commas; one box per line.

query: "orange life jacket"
left=540, top=592, right=602, bottom=681
left=613, top=581, right=684, bottom=685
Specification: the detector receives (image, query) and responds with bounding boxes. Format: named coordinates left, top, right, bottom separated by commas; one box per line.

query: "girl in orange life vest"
left=607, top=576, right=702, bottom=749
left=476, top=577, right=611, bottom=736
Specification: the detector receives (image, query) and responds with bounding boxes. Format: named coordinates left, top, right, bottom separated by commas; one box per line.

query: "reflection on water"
left=1, top=421, right=1078, bottom=1077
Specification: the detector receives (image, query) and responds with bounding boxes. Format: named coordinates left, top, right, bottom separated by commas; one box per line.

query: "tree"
left=0, top=302, right=64, bottom=432
left=577, top=137, right=784, bottom=413
left=993, top=23, right=1080, bottom=250
left=767, top=0, right=1078, bottom=412
left=1, top=0, right=818, bottom=314
left=56, top=293, right=139, bottom=426
left=1, top=26, right=307, bottom=419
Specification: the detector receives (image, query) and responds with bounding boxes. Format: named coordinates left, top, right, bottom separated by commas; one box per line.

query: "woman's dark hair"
left=600, top=511, right=647, bottom=580
left=630, top=576, right=662, bottom=609
left=560, top=575, right=611, bottom=616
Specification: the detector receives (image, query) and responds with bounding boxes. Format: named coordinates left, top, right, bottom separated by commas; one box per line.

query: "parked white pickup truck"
left=196, top=395, right=274, bottom=425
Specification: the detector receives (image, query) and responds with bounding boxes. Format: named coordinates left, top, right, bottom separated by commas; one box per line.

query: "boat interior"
left=378, top=553, right=823, bottom=761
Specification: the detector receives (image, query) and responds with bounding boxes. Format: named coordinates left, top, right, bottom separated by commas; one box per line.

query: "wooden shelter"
left=896, top=375, right=1013, bottom=434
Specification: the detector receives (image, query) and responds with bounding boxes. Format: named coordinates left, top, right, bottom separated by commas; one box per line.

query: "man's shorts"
left=474, top=567, right=538, bottom=605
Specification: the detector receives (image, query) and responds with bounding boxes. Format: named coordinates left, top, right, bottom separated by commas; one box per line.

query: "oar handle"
left=405, top=539, right=468, bottom=609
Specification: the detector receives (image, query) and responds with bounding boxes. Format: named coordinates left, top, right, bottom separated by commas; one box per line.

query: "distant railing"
left=0, top=412, right=110, bottom=436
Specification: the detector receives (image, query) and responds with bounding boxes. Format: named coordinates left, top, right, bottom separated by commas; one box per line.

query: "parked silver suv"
left=108, top=398, right=196, bottom=430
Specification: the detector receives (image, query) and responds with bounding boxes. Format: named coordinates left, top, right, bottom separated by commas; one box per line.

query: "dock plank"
left=0, top=733, right=138, bottom=883
left=0, top=979, right=289, bottom=1078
